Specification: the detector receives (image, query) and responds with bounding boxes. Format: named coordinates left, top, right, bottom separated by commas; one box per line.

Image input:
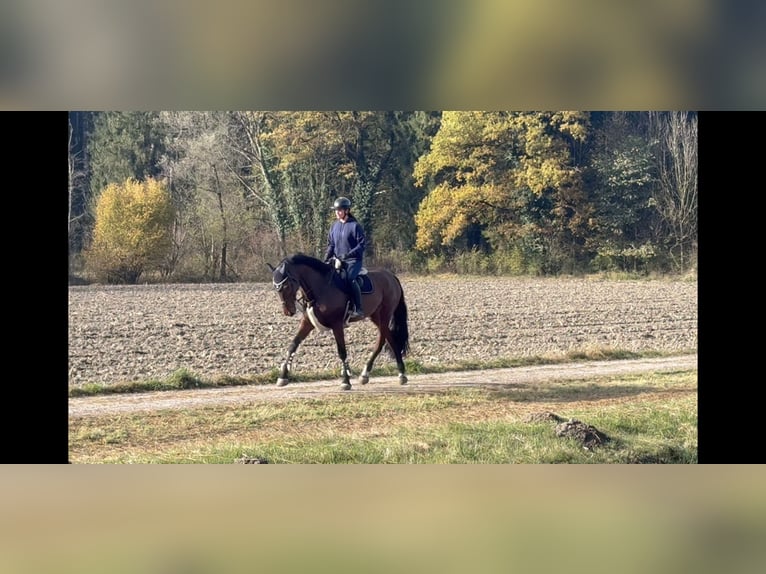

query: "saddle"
left=355, top=269, right=374, bottom=294
left=334, top=265, right=373, bottom=294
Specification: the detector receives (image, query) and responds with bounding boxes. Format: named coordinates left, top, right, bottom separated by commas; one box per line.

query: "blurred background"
left=2, top=466, right=765, bottom=573
left=2, top=0, right=764, bottom=109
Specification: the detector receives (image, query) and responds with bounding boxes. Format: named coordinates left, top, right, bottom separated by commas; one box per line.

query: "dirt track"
left=68, top=354, right=697, bottom=418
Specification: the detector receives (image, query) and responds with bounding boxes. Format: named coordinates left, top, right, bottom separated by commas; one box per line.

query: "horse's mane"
left=285, top=253, right=330, bottom=274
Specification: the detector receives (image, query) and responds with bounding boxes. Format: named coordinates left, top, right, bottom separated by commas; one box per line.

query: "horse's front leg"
left=277, top=317, right=315, bottom=386
left=331, top=326, right=353, bottom=391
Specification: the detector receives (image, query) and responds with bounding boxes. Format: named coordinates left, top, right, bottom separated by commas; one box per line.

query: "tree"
left=68, top=113, right=89, bottom=274
left=369, top=111, right=442, bottom=256
left=218, top=111, right=430, bottom=262
left=88, top=112, right=166, bottom=198
left=85, top=178, right=174, bottom=283
left=255, top=111, right=390, bottom=256
left=159, top=111, right=260, bottom=280
left=229, top=111, right=294, bottom=257
left=337, top=111, right=397, bottom=244
left=586, top=112, right=658, bottom=272
left=413, top=111, right=591, bottom=272
left=651, top=111, right=698, bottom=271
left=252, top=111, right=420, bottom=258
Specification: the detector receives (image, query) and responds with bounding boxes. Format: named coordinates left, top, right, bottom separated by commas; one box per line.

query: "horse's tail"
left=387, top=278, right=410, bottom=359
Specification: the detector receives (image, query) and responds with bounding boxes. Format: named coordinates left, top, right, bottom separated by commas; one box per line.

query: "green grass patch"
left=69, top=370, right=697, bottom=464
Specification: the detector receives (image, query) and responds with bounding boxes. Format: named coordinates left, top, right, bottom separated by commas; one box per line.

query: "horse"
left=267, top=253, right=410, bottom=390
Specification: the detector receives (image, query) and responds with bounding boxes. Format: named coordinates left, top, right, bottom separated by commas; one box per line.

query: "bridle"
left=272, top=267, right=309, bottom=313
left=272, top=274, right=290, bottom=291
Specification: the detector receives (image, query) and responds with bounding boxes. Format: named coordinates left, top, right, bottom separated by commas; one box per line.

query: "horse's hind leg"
left=391, top=347, right=408, bottom=385
left=359, top=329, right=386, bottom=385
left=383, top=327, right=408, bottom=385
left=277, top=318, right=314, bottom=386
left=361, top=320, right=407, bottom=385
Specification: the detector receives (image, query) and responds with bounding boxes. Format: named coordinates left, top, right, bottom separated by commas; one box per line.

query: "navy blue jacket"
left=324, top=215, right=366, bottom=263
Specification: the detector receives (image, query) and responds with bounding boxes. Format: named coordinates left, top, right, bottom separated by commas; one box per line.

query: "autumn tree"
left=234, top=111, right=402, bottom=258
left=335, top=111, right=398, bottom=243
left=252, top=111, right=344, bottom=256
left=258, top=111, right=397, bottom=256
left=85, top=177, right=174, bottom=283
left=414, top=111, right=591, bottom=272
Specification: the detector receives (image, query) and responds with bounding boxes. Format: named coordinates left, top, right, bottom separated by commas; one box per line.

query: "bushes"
left=414, top=247, right=542, bottom=276
left=591, top=242, right=658, bottom=275
left=85, top=178, right=174, bottom=284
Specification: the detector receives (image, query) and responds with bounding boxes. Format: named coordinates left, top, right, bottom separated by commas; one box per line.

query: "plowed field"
left=68, top=276, right=697, bottom=389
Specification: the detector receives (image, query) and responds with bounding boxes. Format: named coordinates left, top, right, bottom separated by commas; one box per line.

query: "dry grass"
left=69, top=371, right=697, bottom=463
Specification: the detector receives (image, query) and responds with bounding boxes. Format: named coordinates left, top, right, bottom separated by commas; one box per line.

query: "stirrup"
left=348, top=308, right=365, bottom=319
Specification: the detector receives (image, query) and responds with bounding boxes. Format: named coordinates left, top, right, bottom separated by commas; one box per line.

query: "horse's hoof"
left=341, top=382, right=352, bottom=391
left=359, top=375, right=369, bottom=385
left=399, top=374, right=408, bottom=385
left=276, top=378, right=289, bottom=387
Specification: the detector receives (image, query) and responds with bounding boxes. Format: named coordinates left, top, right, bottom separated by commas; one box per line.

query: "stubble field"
left=68, top=276, right=697, bottom=389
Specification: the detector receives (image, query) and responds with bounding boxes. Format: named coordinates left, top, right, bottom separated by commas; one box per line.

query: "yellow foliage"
left=414, top=183, right=486, bottom=251
left=413, top=111, right=590, bottom=254
left=87, top=178, right=174, bottom=282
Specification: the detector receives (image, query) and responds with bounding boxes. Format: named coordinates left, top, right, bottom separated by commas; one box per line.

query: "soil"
left=68, top=277, right=697, bottom=384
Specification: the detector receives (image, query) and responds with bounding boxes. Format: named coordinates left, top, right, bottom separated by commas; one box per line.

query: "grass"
left=69, top=369, right=697, bottom=464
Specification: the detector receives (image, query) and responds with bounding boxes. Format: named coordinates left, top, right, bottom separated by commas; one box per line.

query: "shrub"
left=454, top=248, right=490, bottom=275
left=85, top=178, right=174, bottom=284
left=491, top=247, right=526, bottom=275
left=591, top=242, right=657, bottom=275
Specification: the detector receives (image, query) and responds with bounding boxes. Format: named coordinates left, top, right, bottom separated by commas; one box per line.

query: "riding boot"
left=349, top=280, right=365, bottom=319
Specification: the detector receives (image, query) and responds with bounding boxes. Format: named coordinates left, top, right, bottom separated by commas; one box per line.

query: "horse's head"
left=268, top=260, right=299, bottom=316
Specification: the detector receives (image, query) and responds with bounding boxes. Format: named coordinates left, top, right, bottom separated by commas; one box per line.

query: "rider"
left=324, top=196, right=366, bottom=320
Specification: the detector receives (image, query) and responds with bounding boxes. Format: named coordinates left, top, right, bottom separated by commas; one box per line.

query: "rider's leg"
left=349, top=280, right=364, bottom=318
left=346, top=260, right=365, bottom=319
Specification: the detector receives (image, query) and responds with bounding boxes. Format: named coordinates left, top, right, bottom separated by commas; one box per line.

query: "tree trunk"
left=213, top=165, right=228, bottom=280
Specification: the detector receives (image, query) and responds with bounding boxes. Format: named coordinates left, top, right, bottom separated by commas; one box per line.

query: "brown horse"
left=268, top=253, right=410, bottom=390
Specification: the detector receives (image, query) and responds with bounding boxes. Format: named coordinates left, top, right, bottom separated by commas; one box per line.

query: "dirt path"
left=68, top=354, right=697, bottom=418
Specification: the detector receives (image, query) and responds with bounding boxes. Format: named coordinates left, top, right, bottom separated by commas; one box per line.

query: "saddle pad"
left=358, top=274, right=373, bottom=294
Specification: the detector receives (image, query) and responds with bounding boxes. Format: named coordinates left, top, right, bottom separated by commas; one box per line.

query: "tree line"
left=68, top=111, right=697, bottom=283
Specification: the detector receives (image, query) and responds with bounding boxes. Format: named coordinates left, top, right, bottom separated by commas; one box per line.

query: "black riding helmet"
left=332, top=197, right=351, bottom=210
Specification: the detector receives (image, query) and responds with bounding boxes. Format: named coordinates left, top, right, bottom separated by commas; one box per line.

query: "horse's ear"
left=267, top=263, right=275, bottom=272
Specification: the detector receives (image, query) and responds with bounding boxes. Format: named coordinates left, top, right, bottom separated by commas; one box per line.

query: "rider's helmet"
left=332, top=197, right=352, bottom=210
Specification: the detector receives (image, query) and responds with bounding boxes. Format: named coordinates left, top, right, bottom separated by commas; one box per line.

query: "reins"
left=273, top=264, right=322, bottom=312
left=273, top=257, right=344, bottom=315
